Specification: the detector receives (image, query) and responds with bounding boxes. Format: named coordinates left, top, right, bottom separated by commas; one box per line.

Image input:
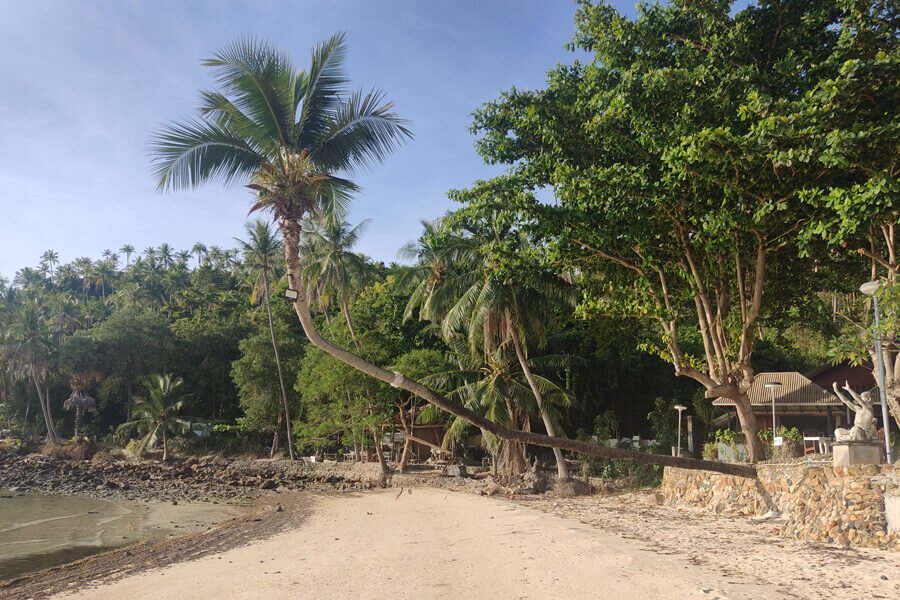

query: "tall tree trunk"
left=74, top=406, right=83, bottom=440
left=372, top=427, right=391, bottom=485
left=507, top=316, right=569, bottom=481
left=733, top=394, right=764, bottom=463
left=262, top=269, right=295, bottom=461
left=270, top=412, right=283, bottom=457
left=32, top=377, right=58, bottom=444
left=397, top=403, right=412, bottom=472
left=162, top=428, right=168, bottom=462
left=280, top=223, right=757, bottom=479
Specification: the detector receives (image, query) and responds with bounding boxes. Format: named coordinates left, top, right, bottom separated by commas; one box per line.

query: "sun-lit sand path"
left=51, top=488, right=783, bottom=600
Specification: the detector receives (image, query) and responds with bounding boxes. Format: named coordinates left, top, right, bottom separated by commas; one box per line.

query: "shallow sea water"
left=0, top=494, right=144, bottom=580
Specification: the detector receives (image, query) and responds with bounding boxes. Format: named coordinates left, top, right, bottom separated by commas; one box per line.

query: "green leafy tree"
left=0, top=297, right=60, bottom=442
left=232, top=326, right=302, bottom=456
left=235, top=219, right=296, bottom=459
left=150, top=31, right=757, bottom=477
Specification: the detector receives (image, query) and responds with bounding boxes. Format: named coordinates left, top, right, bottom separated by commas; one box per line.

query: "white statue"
left=833, top=381, right=877, bottom=442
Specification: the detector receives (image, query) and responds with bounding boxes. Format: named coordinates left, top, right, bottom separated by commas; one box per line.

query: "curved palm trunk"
left=162, top=428, right=168, bottom=461
left=281, top=224, right=756, bottom=479
left=262, top=268, right=295, bottom=461
left=506, top=317, right=569, bottom=481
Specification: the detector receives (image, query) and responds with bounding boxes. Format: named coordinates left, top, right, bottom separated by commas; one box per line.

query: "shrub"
left=41, top=442, right=99, bottom=461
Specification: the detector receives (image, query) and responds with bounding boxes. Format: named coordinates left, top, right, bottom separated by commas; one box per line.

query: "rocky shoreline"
left=0, top=447, right=421, bottom=504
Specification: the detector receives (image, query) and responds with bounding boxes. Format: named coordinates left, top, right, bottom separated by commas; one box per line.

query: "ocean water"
left=0, top=494, right=143, bottom=580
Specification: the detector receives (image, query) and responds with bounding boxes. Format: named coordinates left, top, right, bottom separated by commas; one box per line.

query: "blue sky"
left=0, top=1, right=638, bottom=278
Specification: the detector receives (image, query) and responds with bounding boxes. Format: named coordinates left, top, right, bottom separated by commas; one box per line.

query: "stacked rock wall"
left=662, top=462, right=900, bottom=549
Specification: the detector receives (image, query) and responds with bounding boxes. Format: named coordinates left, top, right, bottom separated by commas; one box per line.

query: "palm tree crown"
left=150, top=34, right=411, bottom=225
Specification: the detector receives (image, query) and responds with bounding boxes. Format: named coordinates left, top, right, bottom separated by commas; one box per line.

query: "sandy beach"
left=42, top=487, right=899, bottom=600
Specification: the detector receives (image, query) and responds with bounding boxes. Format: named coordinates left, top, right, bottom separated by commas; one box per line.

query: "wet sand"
left=0, top=494, right=244, bottom=581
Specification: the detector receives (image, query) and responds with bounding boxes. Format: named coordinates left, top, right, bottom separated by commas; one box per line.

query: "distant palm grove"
left=1, top=1, right=898, bottom=482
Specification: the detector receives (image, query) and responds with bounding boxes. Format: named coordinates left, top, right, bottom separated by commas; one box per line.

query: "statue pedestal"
left=832, top=441, right=882, bottom=467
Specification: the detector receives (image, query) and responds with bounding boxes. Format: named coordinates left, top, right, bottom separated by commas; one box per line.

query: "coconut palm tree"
left=399, top=218, right=474, bottom=323
left=0, top=298, right=60, bottom=443
left=120, top=244, right=135, bottom=267
left=299, top=218, right=370, bottom=347
left=75, top=258, right=92, bottom=303
left=64, top=373, right=96, bottom=440
left=117, top=374, right=190, bottom=461
left=427, top=338, right=572, bottom=482
left=157, top=243, right=175, bottom=269
left=415, top=214, right=578, bottom=481
left=191, top=243, right=207, bottom=269
left=175, top=250, right=191, bottom=267
left=93, top=260, right=115, bottom=300
left=207, top=245, right=224, bottom=269
left=41, top=250, right=59, bottom=278
left=235, top=219, right=295, bottom=459
left=147, top=35, right=714, bottom=479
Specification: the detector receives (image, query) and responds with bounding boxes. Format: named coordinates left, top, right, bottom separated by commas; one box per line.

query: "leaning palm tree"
left=299, top=217, right=370, bottom=347
left=235, top=219, right=295, bottom=459
left=117, top=374, right=190, bottom=461
left=149, top=34, right=736, bottom=481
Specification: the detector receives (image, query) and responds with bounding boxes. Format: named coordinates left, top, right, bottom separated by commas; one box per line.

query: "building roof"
left=712, top=372, right=840, bottom=407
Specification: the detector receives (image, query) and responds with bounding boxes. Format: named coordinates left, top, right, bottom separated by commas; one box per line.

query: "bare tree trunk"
left=262, top=269, right=295, bottom=461
left=162, top=428, right=168, bottom=462
left=398, top=404, right=412, bottom=472
left=74, top=406, right=83, bottom=440
left=733, top=394, right=764, bottom=463
left=32, top=376, right=58, bottom=444
left=270, top=412, right=283, bottom=457
left=280, top=224, right=757, bottom=479
left=507, top=317, right=569, bottom=481
left=372, top=427, right=391, bottom=486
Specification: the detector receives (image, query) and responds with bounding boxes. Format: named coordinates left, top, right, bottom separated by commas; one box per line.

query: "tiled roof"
left=712, top=372, right=840, bottom=406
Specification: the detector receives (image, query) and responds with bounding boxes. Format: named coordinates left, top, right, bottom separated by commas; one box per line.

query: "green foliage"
left=231, top=326, right=302, bottom=434
left=117, top=374, right=191, bottom=459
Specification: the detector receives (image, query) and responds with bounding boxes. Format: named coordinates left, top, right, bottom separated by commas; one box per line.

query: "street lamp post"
left=860, top=281, right=892, bottom=463
left=764, top=382, right=782, bottom=453
left=674, top=404, right=687, bottom=457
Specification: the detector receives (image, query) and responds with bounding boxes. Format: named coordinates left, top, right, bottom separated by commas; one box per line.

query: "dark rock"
left=445, top=465, right=468, bottom=477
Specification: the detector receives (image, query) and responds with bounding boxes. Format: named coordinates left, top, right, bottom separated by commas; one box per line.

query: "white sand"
left=53, top=488, right=789, bottom=600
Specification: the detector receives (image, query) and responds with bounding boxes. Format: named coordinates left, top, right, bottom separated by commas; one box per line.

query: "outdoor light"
left=764, top=381, right=782, bottom=439
left=673, top=404, right=687, bottom=457
left=860, top=280, right=892, bottom=463
left=284, top=288, right=299, bottom=301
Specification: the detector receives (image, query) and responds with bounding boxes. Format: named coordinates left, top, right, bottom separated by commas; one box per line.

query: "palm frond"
left=313, top=89, right=413, bottom=173
left=150, top=118, right=265, bottom=191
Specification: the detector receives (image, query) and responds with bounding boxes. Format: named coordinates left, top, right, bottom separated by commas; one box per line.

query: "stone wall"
left=662, top=462, right=900, bottom=549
